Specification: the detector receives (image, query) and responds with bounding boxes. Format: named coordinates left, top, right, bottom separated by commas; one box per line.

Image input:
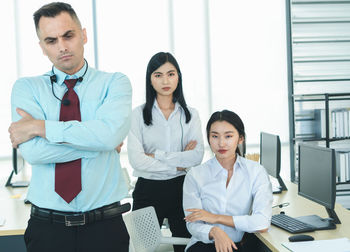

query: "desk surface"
left=0, top=186, right=30, bottom=236
left=0, top=161, right=31, bottom=237
left=1, top=171, right=350, bottom=251
left=256, top=180, right=350, bottom=252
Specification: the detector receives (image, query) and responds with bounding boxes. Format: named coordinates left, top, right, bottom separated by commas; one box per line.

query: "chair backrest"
left=123, top=206, right=162, bottom=252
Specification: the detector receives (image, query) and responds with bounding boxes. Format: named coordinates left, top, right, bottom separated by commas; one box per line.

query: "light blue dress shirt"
left=183, top=156, right=273, bottom=250
left=11, top=63, right=132, bottom=212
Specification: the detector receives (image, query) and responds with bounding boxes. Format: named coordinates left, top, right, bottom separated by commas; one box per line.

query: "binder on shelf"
left=344, top=109, right=349, bottom=137
left=335, top=150, right=350, bottom=183
left=332, top=111, right=337, bottom=138
left=346, top=154, right=349, bottom=182
left=336, top=110, right=344, bottom=138
left=331, top=108, right=350, bottom=138
left=295, top=110, right=317, bottom=138
left=315, top=109, right=327, bottom=138
left=348, top=109, right=350, bottom=137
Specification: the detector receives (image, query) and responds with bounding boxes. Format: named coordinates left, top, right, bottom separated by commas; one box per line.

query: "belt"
left=31, top=202, right=131, bottom=227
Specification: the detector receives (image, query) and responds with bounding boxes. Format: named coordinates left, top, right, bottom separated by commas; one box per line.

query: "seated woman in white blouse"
left=183, top=110, right=273, bottom=252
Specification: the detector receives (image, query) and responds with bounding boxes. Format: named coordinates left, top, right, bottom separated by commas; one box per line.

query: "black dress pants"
left=132, top=175, right=190, bottom=252
left=187, top=242, right=242, bottom=252
left=187, top=233, right=263, bottom=252
left=24, top=215, right=129, bottom=252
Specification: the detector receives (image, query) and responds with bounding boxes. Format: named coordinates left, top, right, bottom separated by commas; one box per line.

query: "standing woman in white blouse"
left=127, top=52, right=204, bottom=252
left=183, top=110, right=272, bottom=252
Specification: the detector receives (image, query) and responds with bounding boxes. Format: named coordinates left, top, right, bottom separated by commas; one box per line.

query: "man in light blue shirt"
left=8, top=2, right=131, bottom=252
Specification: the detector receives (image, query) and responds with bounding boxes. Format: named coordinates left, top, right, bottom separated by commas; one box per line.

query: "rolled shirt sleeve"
left=233, top=167, right=273, bottom=232
left=183, top=168, right=214, bottom=243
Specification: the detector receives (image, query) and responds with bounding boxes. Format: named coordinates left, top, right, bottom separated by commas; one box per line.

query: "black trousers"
left=188, top=242, right=244, bottom=252
left=24, top=215, right=129, bottom=252
left=132, top=175, right=190, bottom=252
left=187, top=233, right=263, bottom=252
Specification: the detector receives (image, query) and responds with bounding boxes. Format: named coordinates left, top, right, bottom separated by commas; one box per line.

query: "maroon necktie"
left=55, top=79, right=82, bottom=203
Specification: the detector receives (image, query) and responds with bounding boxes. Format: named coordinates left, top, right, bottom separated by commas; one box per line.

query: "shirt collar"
left=52, top=61, right=88, bottom=86
left=153, top=100, right=181, bottom=114
left=210, top=155, right=243, bottom=177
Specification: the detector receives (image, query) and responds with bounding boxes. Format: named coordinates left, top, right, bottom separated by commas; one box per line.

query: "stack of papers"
left=282, top=238, right=350, bottom=252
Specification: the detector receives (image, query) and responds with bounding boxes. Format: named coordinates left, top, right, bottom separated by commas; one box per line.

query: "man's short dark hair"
left=33, top=2, right=81, bottom=32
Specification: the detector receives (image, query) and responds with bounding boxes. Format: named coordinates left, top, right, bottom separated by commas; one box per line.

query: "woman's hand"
left=145, top=140, right=197, bottom=159
left=185, top=208, right=235, bottom=228
left=184, top=208, right=217, bottom=224
left=184, top=140, right=197, bottom=151
left=145, top=153, right=155, bottom=158
left=115, top=142, right=124, bottom=153
left=209, top=226, right=238, bottom=252
left=258, top=228, right=268, bottom=233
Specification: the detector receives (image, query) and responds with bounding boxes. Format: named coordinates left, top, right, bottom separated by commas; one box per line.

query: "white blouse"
left=127, top=101, right=204, bottom=180
left=183, top=156, right=273, bottom=250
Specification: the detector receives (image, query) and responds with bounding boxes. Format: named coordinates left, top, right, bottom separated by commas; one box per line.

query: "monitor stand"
left=296, top=207, right=341, bottom=230
left=272, top=186, right=282, bottom=194
left=5, top=170, right=29, bottom=188
left=272, top=176, right=288, bottom=194
left=277, top=175, right=287, bottom=191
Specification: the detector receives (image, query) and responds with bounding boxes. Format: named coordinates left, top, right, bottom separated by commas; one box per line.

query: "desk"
left=256, top=180, right=350, bottom=252
left=0, top=187, right=30, bottom=252
left=0, top=163, right=31, bottom=252
left=2, top=176, right=350, bottom=252
left=0, top=187, right=30, bottom=236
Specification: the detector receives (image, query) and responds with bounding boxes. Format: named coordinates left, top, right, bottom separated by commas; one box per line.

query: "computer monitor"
left=298, top=143, right=341, bottom=229
left=5, top=148, right=29, bottom=187
left=260, top=132, right=287, bottom=193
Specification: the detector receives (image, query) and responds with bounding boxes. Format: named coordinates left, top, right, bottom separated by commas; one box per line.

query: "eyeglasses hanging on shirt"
left=49, top=59, right=88, bottom=106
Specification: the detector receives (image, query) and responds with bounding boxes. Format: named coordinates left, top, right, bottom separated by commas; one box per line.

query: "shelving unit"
left=286, top=0, right=350, bottom=183
left=293, top=93, right=350, bottom=184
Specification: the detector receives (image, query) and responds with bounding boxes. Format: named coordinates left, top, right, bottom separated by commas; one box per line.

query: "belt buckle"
left=65, top=214, right=85, bottom=226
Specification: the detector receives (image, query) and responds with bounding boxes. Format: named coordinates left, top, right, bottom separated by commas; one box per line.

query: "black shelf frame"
left=293, top=93, right=350, bottom=146
left=290, top=93, right=350, bottom=190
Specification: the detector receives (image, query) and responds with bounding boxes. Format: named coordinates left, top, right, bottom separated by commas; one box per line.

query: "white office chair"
left=123, top=206, right=190, bottom=252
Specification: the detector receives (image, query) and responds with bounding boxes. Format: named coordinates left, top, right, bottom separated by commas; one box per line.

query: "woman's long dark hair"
left=143, top=52, right=191, bottom=126
left=206, top=110, right=246, bottom=156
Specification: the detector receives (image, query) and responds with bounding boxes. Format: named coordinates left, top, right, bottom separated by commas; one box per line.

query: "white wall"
left=0, top=0, right=288, bottom=158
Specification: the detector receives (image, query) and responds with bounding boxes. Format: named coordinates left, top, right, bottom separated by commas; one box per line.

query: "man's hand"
left=145, top=153, right=155, bottom=158
left=185, top=208, right=217, bottom=224
left=209, top=226, right=238, bottom=252
left=8, top=108, right=45, bottom=148
left=184, top=140, right=197, bottom=151
left=115, top=142, right=124, bottom=153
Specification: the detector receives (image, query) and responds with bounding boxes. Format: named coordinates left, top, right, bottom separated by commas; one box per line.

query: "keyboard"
left=271, top=214, right=316, bottom=233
